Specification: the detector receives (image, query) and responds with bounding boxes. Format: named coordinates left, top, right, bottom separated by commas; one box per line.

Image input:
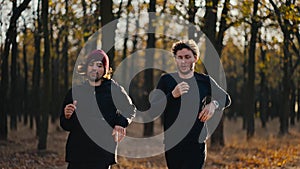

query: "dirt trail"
left=0, top=118, right=299, bottom=169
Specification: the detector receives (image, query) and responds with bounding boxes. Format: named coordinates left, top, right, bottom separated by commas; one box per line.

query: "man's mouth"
left=89, top=72, right=98, bottom=77
left=180, top=65, right=189, bottom=70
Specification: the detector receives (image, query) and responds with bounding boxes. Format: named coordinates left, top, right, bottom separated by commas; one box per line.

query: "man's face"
left=175, top=48, right=197, bottom=75
left=87, top=60, right=105, bottom=82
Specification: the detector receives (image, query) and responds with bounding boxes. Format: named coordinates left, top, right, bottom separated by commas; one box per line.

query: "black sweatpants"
left=165, top=142, right=206, bottom=169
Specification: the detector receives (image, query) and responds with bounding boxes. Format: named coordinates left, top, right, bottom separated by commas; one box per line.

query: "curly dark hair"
left=171, top=39, right=199, bottom=57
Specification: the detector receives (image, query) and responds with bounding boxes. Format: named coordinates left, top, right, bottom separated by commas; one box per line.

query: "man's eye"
left=88, top=62, right=103, bottom=67
left=96, top=63, right=103, bottom=67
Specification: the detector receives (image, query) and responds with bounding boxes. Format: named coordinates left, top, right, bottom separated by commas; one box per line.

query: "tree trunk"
left=216, top=0, right=229, bottom=52
left=202, top=0, right=230, bottom=147
left=211, top=0, right=230, bottom=147
left=49, top=7, right=59, bottom=123
left=203, top=0, right=219, bottom=146
left=0, top=0, right=31, bottom=140
left=121, top=0, right=132, bottom=84
left=160, top=0, right=168, bottom=127
left=94, top=1, right=101, bottom=30
left=242, top=27, right=248, bottom=130
left=143, top=0, right=156, bottom=137
left=279, top=36, right=291, bottom=135
left=101, top=0, right=115, bottom=69
left=32, top=0, right=42, bottom=134
left=82, top=0, right=89, bottom=42
left=22, top=22, right=29, bottom=125
left=17, top=63, right=23, bottom=123
left=131, top=4, right=140, bottom=83
left=62, top=0, right=69, bottom=93
left=38, top=0, right=50, bottom=150
left=290, top=82, right=296, bottom=126
left=202, top=0, right=217, bottom=48
left=10, top=0, right=18, bottom=131
left=297, top=81, right=300, bottom=122
left=187, top=0, right=198, bottom=41
left=0, top=40, right=7, bottom=140
left=246, top=0, right=259, bottom=140
left=270, top=0, right=294, bottom=135
left=258, top=33, right=267, bottom=128
left=51, top=53, right=60, bottom=123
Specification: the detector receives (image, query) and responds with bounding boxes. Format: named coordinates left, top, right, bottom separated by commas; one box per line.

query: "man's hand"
left=198, top=102, right=216, bottom=122
left=172, top=82, right=190, bottom=98
left=64, top=100, right=77, bottom=119
left=112, top=125, right=126, bottom=142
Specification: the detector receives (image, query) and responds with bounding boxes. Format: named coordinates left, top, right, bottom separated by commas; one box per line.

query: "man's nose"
left=92, top=64, right=98, bottom=69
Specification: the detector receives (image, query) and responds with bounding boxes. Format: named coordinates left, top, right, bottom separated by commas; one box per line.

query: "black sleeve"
left=157, top=75, right=178, bottom=102
left=149, top=74, right=178, bottom=114
left=111, top=81, right=136, bottom=128
left=60, top=89, right=76, bottom=131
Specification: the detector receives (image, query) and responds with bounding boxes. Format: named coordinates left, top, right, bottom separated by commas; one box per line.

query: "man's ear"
left=193, top=55, right=199, bottom=63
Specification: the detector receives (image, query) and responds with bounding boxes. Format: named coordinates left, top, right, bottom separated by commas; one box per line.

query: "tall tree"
left=143, top=0, right=156, bottom=137
left=258, top=31, right=268, bottom=128
left=297, top=79, right=300, bottom=122
left=62, top=0, right=69, bottom=93
left=101, top=0, right=115, bottom=69
left=241, top=21, right=250, bottom=130
left=269, top=0, right=299, bottom=135
left=121, top=0, right=132, bottom=84
left=32, top=0, right=42, bottom=132
left=290, top=82, right=296, bottom=125
left=202, top=0, right=218, bottom=47
left=10, top=0, right=18, bottom=130
left=22, top=17, right=29, bottom=125
left=38, top=0, right=50, bottom=150
left=0, top=0, right=31, bottom=140
left=49, top=3, right=59, bottom=123
left=245, top=0, right=259, bottom=139
left=214, top=0, right=230, bottom=147
left=82, top=0, right=89, bottom=42
left=201, top=0, right=231, bottom=147
left=187, top=0, right=198, bottom=40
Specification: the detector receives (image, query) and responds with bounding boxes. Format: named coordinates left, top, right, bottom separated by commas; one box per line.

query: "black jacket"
left=60, top=79, right=136, bottom=164
left=150, top=72, right=231, bottom=146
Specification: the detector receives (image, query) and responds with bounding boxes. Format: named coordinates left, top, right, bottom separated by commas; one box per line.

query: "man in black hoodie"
left=60, top=49, right=136, bottom=169
left=150, top=40, right=231, bottom=169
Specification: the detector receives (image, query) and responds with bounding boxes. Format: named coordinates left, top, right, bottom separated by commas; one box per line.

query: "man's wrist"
left=211, top=100, right=219, bottom=109
left=171, top=90, right=179, bottom=98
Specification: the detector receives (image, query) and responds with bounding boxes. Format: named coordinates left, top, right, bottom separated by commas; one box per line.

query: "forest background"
left=0, top=0, right=300, bottom=168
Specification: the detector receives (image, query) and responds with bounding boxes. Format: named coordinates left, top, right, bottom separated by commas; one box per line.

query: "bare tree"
left=38, top=0, right=50, bottom=150
left=0, top=0, right=31, bottom=140
left=245, top=0, right=259, bottom=139
left=269, top=0, right=299, bottom=135
left=22, top=17, right=29, bottom=125
left=10, top=0, right=18, bottom=130
left=143, top=0, right=156, bottom=137
left=62, top=0, right=69, bottom=93
left=258, top=31, right=268, bottom=128
left=101, top=0, right=115, bottom=69
left=32, top=0, right=42, bottom=133
left=201, top=0, right=231, bottom=147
